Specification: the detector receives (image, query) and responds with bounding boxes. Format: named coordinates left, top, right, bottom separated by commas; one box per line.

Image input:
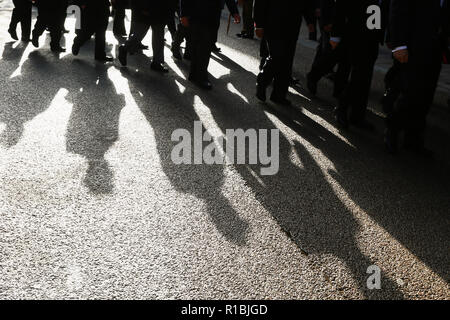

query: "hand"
left=255, top=28, right=264, bottom=39
left=233, top=14, right=241, bottom=24
left=393, top=49, right=409, bottom=63
left=330, top=40, right=339, bottom=50
left=181, top=17, right=189, bottom=28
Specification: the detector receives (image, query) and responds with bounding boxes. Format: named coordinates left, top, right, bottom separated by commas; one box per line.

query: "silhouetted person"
left=180, top=0, right=240, bottom=90
left=8, top=0, right=32, bottom=42
left=72, top=0, right=113, bottom=62
left=118, top=0, right=173, bottom=72
left=254, top=0, right=304, bottom=105
left=385, top=0, right=450, bottom=156
left=31, top=0, right=66, bottom=52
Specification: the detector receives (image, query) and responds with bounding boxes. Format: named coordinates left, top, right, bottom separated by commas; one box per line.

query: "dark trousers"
left=73, top=5, right=110, bottom=58
left=167, top=12, right=177, bottom=38
left=388, top=43, right=442, bottom=137
left=241, top=0, right=254, bottom=36
left=337, top=39, right=379, bottom=123
left=125, top=21, right=165, bottom=64
left=172, top=23, right=192, bottom=56
left=382, top=59, right=402, bottom=114
left=32, top=3, right=63, bottom=49
left=9, top=0, right=32, bottom=40
left=257, top=29, right=300, bottom=99
left=308, top=33, right=350, bottom=97
left=189, top=22, right=216, bottom=81
left=113, top=7, right=127, bottom=36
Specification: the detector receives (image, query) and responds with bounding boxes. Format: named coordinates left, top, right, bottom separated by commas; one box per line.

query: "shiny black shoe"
left=190, top=78, right=213, bottom=90
left=95, top=55, right=114, bottom=62
left=118, top=45, right=128, bottom=66
left=51, top=46, right=66, bottom=53
left=384, top=128, right=399, bottom=155
left=138, top=43, right=149, bottom=50
left=212, top=45, right=221, bottom=53
left=270, top=95, right=292, bottom=106
left=334, top=108, right=349, bottom=130
left=256, top=84, right=267, bottom=102
left=8, top=28, right=18, bottom=41
left=306, top=73, right=317, bottom=96
left=151, top=62, right=169, bottom=73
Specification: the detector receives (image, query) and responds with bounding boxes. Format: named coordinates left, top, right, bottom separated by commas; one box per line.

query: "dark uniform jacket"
left=390, top=0, right=450, bottom=50
left=253, top=0, right=305, bottom=34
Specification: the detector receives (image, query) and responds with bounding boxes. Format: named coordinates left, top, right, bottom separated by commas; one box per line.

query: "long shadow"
left=65, top=61, right=125, bottom=195
left=0, top=43, right=62, bottom=147
left=119, top=67, right=249, bottom=246
left=185, top=52, right=406, bottom=298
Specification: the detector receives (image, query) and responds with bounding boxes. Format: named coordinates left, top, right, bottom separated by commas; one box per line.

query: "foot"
left=151, top=62, right=169, bottom=73
left=237, top=32, right=254, bottom=39
left=8, top=28, right=18, bottom=41
left=334, top=108, right=349, bottom=130
left=95, top=55, right=114, bottom=62
left=72, top=42, right=80, bottom=56
left=256, top=84, right=267, bottom=102
left=212, top=45, right=221, bottom=53
left=190, top=78, right=213, bottom=90
left=118, top=45, right=128, bottom=66
left=306, top=73, right=317, bottom=96
left=31, top=36, right=39, bottom=48
left=138, top=43, right=149, bottom=50
left=51, top=46, right=66, bottom=53
left=62, top=29, right=70, bottom=34
left=270, top=96, right=292, bottom=106
left=290, top=77, right=300, bottom=86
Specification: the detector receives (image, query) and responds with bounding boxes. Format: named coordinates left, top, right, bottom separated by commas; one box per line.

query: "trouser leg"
left=151, top=23, right=165, bottom=64
left=125, top=21, right=151, bottom=54
left=190, top=22, right=215, bottom=81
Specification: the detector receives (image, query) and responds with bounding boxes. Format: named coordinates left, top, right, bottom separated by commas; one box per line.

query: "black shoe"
left=190, top=78, right=212, bottom=90
left=51, top=46, right=66, bottom=53
left=95, top=55, right=114, bottom=62
left=290, top=77, right=300, bottom=86
left=118, top=45, right=128, bottom=66
left=270, top=96, right=292, bottom=106
left=172, top=45, right=182, bottom=60
left=72, top=42, right=80, bottom=56
left=306, top=73, right=317, bottom=96
left=334, top=108, right=349, bottom=130
left=350, top=119, right=376, bottom=132
left=62, top=29, right=70, bottom=34
left=8, top=28, right=18, bottom=41
left=151, top=62, right=169, bottom=73
left=31, top=36, right=39, bottom=48
left=138, top=43, right=149, bottom=50
left=384, top=128, right=399, bottom=155
left=237, top=32, right=254, bottom=39
left=212, top=45, right=221, bottom=53
left=256, top=84, right=267, bottom=102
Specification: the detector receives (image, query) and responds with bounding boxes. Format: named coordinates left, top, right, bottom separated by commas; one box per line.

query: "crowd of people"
left=5, top=0, right=450, bottom=157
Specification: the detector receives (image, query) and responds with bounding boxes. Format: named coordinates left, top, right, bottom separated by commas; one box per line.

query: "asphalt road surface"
left=0, top=6, right=449, bottom=300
